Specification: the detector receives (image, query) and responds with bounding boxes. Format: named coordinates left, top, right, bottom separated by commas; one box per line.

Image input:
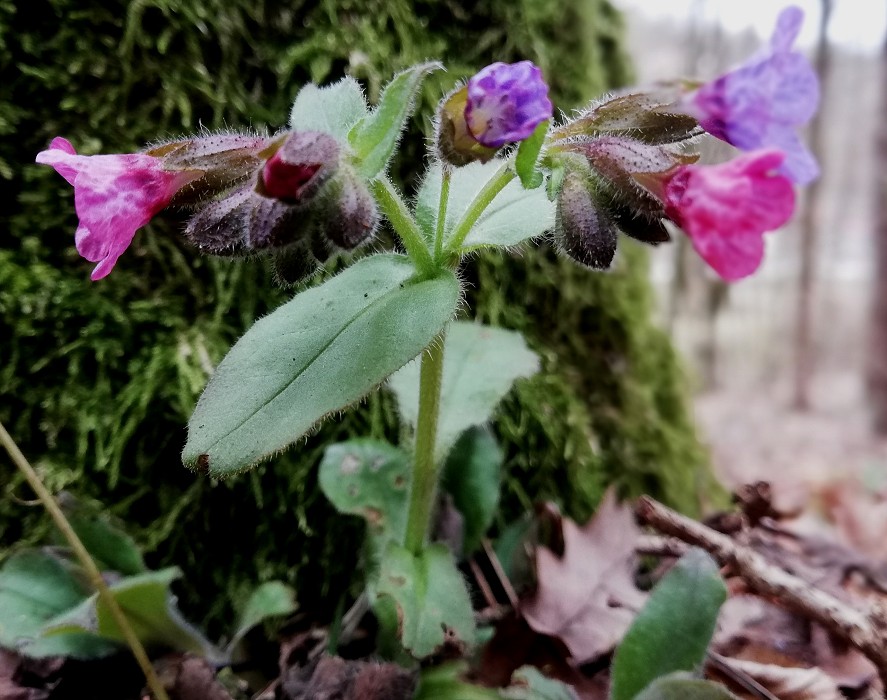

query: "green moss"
left=0, top=0, right=716, bottom=634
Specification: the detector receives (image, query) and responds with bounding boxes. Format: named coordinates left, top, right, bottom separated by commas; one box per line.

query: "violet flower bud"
left=465, top=61, right=553, bottom=148
left=258, top=131, right=340, bottom=202
left=437, top=60, right=552, bottom=167
left=554, top=169, right=618, bottom=270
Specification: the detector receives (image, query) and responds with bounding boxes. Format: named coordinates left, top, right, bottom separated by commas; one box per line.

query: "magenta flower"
left=465, top=61, right=553, bottom=148
left=36, top=137, right=201, bottom=280
left=688, top=6, right=819, bottom=184
left=662, top=150, right=795, bottom=281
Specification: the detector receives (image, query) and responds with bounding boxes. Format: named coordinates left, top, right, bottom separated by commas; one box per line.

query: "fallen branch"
left=636, top=495, right=887, bottom=690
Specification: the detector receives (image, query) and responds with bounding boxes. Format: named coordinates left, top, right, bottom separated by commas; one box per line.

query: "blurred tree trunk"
left=792, top=0, right=833, bottom=410
left=866, top=4, right=887, bottom=433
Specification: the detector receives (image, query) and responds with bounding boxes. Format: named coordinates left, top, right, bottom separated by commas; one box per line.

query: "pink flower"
left=36, top=137, right=201, bottom=280
left=662, top=150, right=795, bottom=281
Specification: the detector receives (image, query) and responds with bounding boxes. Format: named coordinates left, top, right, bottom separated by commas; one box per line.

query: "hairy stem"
left=0, top=420, right=170, bottom=700
left=434, top=166, right=452, bottom=263
left=370, top=178, right=434, bottom=276
left=445, top=163, right=515, bottom=254
left=403, top=331, right=447, bottom=554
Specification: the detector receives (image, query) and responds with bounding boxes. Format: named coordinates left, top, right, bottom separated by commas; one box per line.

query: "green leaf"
left=416, top=162, right=556, bottom=251
left=0, top=549, right=116, bottom=659
left=416, top=663, right=501, bottom=700
left=442, top=426, right=503, bottom=552
left=610, top=549, right=727, bottom=700
left=44, top=567, right=222, bottom=662
left=635, top=673, right=738, bottom=700
left=289, top=76, right=368, bottom=142
left=388, top=321, right=539, bottom=460
left=60, top=497, right=146, bottom=576
left=514, top=121, right=548, bottom=189
left=230, top=580, right=298, bottom=649
left=375, top=543, right=475, bottom=659
left=501, top=666, right=577, bottom=700
left=183, top=254, right=460, bottom=476
left=349, top=62, right=441, bottom=179
left=318, top=439, right=411, bottom=543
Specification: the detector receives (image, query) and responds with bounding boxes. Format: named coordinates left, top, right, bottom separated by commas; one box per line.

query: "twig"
left=0, top=420, right=170, bottom=700
left=636, top=534, right=688, bottom=559
left=636, top=495, right=887, bottom=690
left=706, top=652, right=780, bottom=700
left=481, top=538, right=519, bottom=608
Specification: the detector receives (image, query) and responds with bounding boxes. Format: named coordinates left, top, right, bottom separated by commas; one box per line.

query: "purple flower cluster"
left=465, top=61, right=553, bottom=148
left=687, top=5, right=819, bottom=184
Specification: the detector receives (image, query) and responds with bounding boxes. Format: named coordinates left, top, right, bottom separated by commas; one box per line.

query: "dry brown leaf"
left=520, top=490, right=645, bottom=664
left=279, top=655, right=416, bottom=700
left=0, top=649, right=44, bottom=700
left=710, top=654, right=844, bottom=700
left=818, top=479, right=887, bottom=562
left=155, top=654, right=235, bottom=700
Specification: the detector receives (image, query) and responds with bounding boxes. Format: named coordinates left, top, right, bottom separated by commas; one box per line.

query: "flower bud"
left=319, top=169, right=379, bottom=250
left=436, top=86, right=499, bottom=167
left=555, top=170, right=617, bottom=270
left=272, top=243, right=322, bottom=287
left=184, top=130, right=345, bottom=256
left=148, top=133, right=271, bottom=207
left=436, top=61, right=552, bottom=167
left=258, top=131, right=340, bottom=202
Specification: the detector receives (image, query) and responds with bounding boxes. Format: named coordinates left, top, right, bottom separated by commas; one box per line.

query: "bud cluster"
left=37, top=129, right=378, bottom=283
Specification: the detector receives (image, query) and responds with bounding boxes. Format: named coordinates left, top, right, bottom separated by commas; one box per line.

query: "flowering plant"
left=32, top=5, right=817, bottom=694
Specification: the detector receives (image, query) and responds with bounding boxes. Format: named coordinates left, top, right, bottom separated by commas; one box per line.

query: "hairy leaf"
left=0, top=549, right=115, bottom=659
left=230, top=580, right=298, bottom=650
left=289, top=76, right=368, bottom=141
left=375, top=543, right=475, bottom=659
left=183, top=254, right=459, bottom=475
left=349, top=62, right=441, bottom=179
left=442, top=426, right=503, bottom=552
left=44, top=568, right=222, bottom=662
left=514, top=121, right=548, bottom=190
left=610, top=548, right=726, bottom=700
left=319, top=439, right=411, bottom=543
left=635, top=673, right=738, bottom=700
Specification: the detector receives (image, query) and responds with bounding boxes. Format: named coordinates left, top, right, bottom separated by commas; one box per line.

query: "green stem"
left=370, top=178, right=434, bottom=276
left=0, top=420, right=170, bottom=700
left=444, top=163, right=515, bottom=255
left=433, top=166, right=451, bottom=263
left=403, top=330, right=447, bottom=554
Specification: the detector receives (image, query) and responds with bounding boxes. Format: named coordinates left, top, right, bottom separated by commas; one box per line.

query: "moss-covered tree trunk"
left=0, top=0, right=712, bottom=632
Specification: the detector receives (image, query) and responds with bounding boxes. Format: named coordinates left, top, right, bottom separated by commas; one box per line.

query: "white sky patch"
left=615, top=0, right=887, bottom=53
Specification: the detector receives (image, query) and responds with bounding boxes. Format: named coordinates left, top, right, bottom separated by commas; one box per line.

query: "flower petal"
left=664, top=150, right=795, bottom=281
left=770, top=5, right=804, bottom=52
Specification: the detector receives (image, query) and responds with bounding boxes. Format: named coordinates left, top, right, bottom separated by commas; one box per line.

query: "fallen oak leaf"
left=521, top=490, right=645, bottom=664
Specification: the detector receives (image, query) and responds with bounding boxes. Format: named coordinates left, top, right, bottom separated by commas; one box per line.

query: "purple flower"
left=36, top=137, right=202, bottom=280
left=465, top=61, right=553, bottom=148
left=688, top=6, right=819, bottom=184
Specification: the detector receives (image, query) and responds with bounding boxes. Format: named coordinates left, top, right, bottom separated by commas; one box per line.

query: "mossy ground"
left=0, top=0, right=716, bottom=633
